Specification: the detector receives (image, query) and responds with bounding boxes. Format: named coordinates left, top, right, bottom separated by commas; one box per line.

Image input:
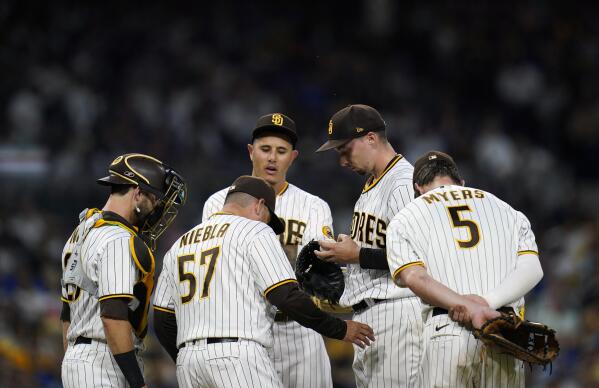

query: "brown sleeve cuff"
left=100, top=298, right=130, bottom=320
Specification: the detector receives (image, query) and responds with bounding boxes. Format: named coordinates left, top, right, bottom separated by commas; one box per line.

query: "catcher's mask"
left=97, top=153, right=187, bottom=249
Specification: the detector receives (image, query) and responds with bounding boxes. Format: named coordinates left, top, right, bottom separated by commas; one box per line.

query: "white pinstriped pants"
left=352, top=297, right=423, bottom=388
left=61, top=340, right=144, bottom=388
left=271, top=320, right=333, bottom=388
left=420, top=313, right=525, bottom=387
left=176, top=339, right=284, bottom=388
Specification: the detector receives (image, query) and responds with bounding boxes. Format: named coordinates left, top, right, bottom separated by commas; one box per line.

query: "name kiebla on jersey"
left=179, top=223, right=231, bottom=248
left=350, top=212, right=387, bottom=248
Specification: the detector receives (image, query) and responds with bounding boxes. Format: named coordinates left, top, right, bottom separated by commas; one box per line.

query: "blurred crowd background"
left=1, top=1, right=597, bottom=387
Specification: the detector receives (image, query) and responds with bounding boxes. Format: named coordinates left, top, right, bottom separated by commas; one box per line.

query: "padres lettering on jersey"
left=201, top=182, right=333, bottom=265
left=153, top=213, right=296, bottom=348
left=387, top=184, right=538, bottom=311
left=341, top=155, right=416, bottom=306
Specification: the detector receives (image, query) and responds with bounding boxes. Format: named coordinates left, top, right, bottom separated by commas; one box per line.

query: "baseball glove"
left=474, top=313, right=559, bottom=366
left=295, top=240, right=344, bottom=304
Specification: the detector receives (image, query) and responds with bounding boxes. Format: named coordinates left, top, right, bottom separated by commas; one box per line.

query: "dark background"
left=0, top=1, right=597, bottom=386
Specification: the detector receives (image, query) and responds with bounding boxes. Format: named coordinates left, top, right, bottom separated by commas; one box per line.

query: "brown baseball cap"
left=226, top=175, right=285, bottom=235
left=316, top=104, right=386, bottom=152
left=252, top=113, right=298, bottom=148
left=412, top=150, right=459, bottom=185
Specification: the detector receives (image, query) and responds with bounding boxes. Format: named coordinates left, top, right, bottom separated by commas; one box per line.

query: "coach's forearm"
left=359, top=248, right=389, bottom=270
left=267, top=284, right=347, bottom=340
left=154, top=309, right=178, bottom=362
left=483, top=253, right=543, bottom=309
left=400, top=266, right=472, bottom=310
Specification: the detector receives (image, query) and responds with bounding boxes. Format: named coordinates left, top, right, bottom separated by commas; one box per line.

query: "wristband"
left=114, top=350, right=145, bottom=388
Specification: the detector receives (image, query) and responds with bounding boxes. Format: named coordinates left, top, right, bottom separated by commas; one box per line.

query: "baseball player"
left=387, top=151, right=544, bottom=387
left=60, top=153, right=186, bottom=388
left=315, top=104, right=423, bottom=387
left=152, top=175, right=374, bottom=388
left=201, top=113, right=336, bottom=388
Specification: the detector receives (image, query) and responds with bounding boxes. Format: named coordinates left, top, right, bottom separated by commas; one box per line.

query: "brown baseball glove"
left=474, top=313, right=559, bottom=366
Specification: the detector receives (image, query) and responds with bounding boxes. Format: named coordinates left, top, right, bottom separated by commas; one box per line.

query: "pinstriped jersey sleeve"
left=516, top=211, right=538, bottom=256
left=249, top=228, right=297, bottom=295
left=97, top=237, right=137, bottom=300
left=388, top=183, right=415, bottom=218
left=153, top=250, right=176, bottom=311
left=386, top=210, right=425, bottom=286
left=302, top=197, right=334, bottom=244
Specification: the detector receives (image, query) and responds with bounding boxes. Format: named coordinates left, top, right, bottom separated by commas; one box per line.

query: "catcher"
left=385, top=151, right=558, bottom=387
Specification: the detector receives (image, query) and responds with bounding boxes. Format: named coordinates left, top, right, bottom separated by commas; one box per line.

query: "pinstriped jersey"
left=202, top=182, right=334, bottom=266
left=153, top=214, right=296, bottom=348
left=387, top=185, right=538, bottom=311
left=341, top=155, right=416, bottom=306
left=60, top=213, right=145, bottom=345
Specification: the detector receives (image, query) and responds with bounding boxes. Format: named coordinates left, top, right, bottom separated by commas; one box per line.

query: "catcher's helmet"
left=97, top=153, right=187, bottom=248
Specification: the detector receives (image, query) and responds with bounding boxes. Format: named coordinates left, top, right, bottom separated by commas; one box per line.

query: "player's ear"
left=460, top=179, right=465, bottom=186
left=247, top=144, right=254, bottom=162
left=291, top=149, right=299, bottom=162
left=414, top=183, right=424, bottom=197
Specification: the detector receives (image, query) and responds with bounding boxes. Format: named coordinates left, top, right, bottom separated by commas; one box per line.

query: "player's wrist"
left=113, top=350, right=145, bottom=388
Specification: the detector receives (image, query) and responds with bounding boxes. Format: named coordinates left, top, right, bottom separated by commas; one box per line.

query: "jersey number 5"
left=447, top=205, right=481, bottom=248
left=178, top=246, right=221, bottom=303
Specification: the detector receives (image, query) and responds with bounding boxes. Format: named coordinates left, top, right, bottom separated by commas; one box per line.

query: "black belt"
left=352, top=299, right=385, bottom=314
left=432, top=306, right=515, bottom=317
left=179, top=338, right=239, bottom=349
left=274, top=311, right=291, bottom=322
left=75, top=336, right=92, bottom=345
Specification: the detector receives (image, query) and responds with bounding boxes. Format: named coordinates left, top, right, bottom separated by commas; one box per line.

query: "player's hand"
left=449, top=304, right=500, bottom=330
left=315, top=234, right=360, bottom=264
left=343, top=320, right=375, bottom=348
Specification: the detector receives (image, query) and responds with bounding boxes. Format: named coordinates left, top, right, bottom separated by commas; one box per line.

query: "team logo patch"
left=272, top=113, right=284, bottom=126
left=356, top=127, right=364, bottom=133
left=111, top=155, right=123, bottom=166
left=322, top=225, right=334, bottom=240
left=124, top=170, right=135, bottom=178
left=328, top=120, right=333, bottom=135
left=428, top=155, right=438, bottom=160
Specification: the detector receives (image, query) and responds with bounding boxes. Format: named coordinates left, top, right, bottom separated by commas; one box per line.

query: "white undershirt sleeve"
left=483, top=253, right=543, bottom=309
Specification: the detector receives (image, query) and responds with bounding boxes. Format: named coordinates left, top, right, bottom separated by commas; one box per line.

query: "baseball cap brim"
left=97, top=175, right=135, bottom=186
left=315, top=138, right=351, bottom=152
left=266, top=208, right=285, bottom=235
left=253, top=126, right=298, bottom=146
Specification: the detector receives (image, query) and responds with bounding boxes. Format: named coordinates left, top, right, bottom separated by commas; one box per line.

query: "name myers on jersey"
left=351, top=212, right=387, bottom=248
left=421, top=188, right=485, bottom=204
left=179, top=223, right=231, bottom=248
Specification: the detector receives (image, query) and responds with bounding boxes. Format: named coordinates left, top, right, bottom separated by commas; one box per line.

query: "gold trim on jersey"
left=153, top=305, right=176, bottom=314
left=263, top=279, right=298, bottom=296
left=94, top=219, right=138, bottom=236
left=517, top=250, right=538, bottom=256
left=60, top=297, right=70, bottom=303
left=392, top=261, right=425, bottom=280
left=277, top=182, right=289, bottom=196
left=108, top=170, right=139, bottom=185
left=124, top=153, right=162, bottom=185
left=98, top=293, right=135, bottom=301
left=210, top=212, right=234, bottom=217
left=362, top=154, right=403, bottom=193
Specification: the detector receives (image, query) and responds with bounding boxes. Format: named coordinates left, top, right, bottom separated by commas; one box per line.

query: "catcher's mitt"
left=474, top=314, right=559, bottom=366
left=295, top=240, right=344, bottom=304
